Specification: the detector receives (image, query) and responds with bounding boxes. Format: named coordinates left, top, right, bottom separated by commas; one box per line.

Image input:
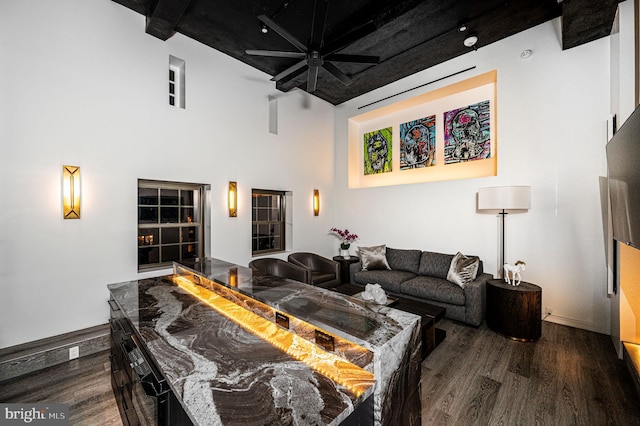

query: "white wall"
left=612, top=0, right=637, bottom=126
left=0, top=1, right=618, bottom=349
left=0, top=0, right=336, bottom=348
left=335, top=19, right=612, bottom=333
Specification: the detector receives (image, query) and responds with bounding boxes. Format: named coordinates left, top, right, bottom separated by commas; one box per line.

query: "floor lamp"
left=478, top=186, right=532, bottom=278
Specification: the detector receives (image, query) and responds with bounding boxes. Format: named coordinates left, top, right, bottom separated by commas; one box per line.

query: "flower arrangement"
left=329, top=228, right=359, bottom=249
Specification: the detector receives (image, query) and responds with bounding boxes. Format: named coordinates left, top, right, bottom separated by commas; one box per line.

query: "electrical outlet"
left=69, top=346, right=79, bottom=360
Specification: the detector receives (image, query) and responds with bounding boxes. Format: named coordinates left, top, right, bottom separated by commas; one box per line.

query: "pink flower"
left=329, top=228, right=359, bottom=243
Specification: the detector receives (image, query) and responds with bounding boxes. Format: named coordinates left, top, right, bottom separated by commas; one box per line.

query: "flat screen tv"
left=606, top=104, right=640, bottom=249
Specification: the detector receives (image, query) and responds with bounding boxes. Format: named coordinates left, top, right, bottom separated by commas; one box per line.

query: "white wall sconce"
left=313, top=189, right=320, bottom=216
left=62, top=165, right=81, bottom=219
left=228, top=181, right=237, bottom=217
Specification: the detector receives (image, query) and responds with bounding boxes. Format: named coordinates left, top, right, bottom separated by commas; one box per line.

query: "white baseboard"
left=543, top=314, right=610, bottom=335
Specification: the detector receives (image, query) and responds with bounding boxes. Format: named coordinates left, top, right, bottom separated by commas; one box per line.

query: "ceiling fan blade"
left=309, top=0, right=328, bottom=50
left=245, top=50, right=306, bottom=59
left=258, top=14, right=307, bottom=52
left=275, top=65, right=307, bottom=86
left=325, top=53, right=380, bottom=64
left=307, top=65, right=320, bottom=92
left=323, top=21, right=377, bottom=56
left=322, top=62, right=352, bottom=86
left=271, top=59, right=308, bottom=82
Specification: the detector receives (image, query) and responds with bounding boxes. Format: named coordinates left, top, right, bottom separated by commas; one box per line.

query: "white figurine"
left=503, top=261, right=526, bottom=286
left=362, top=283, right=387, bottom=304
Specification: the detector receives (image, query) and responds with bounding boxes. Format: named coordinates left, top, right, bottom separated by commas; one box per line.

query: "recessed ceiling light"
left=521, top=49, right=532, bottom=59
left=261, top=24, right=269, bottom=34
left=464, top=35, right=478, bottom=48
left=459, top=24, right=468, bottom=32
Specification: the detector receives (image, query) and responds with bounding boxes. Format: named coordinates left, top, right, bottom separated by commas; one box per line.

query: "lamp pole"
left=499, top=209, right=507, bottom=279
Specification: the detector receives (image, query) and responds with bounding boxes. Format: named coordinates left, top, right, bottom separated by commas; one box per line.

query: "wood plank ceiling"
left=112, top=0, right=621, bottom=105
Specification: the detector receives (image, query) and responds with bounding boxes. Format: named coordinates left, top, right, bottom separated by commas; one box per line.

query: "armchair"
left=288, top=252, right=340, bottom=289
left=248, top=258, right=308, bottom=283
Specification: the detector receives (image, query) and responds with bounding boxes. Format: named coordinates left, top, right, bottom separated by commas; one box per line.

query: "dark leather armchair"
left=288, top=252, right=340, bottom=289
left=248, top=258, right=309, bottom=283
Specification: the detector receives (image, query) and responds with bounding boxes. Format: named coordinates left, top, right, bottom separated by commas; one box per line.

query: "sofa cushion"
left=446, top=252, right=480, bottom=288
left=386, top=248, right=422, bottom=274
left=359, top=245, right=391, bottom=271
left=418, top=251, right=454, bottom=279
left=353, top=270, right=416, bottom=294
left=400, top=276, right=466, bottom=306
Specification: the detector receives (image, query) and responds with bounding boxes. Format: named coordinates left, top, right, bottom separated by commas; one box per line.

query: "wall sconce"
left=62, top=165, right=81, bottom=219
left=229, top=267, right=238, bottom=287
left=313, top=189, right=320, bottom=216
left=228, top=181, right=237, bottom=217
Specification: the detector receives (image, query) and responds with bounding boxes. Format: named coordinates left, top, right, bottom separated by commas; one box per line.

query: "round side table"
left=486, top=279, right=541, bottom=341
left=332, top=256, right=360, bottom=284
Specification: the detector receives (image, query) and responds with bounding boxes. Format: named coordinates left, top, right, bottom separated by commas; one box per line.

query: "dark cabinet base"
left=486, top=279, right=541, bottom=341
left=109, top=298, right=193, bottom=426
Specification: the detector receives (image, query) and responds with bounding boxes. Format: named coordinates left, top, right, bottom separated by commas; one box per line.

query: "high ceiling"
left=113, top=0, right=621, bottom=105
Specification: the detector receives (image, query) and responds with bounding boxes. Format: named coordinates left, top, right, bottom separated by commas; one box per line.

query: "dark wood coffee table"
left=333, top=283, right=446, bottom=359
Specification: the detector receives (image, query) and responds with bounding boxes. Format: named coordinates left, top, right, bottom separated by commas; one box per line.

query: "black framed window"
left=252, top=189, right=286, bottom=255
left=138, top=180, right=205, bottom=270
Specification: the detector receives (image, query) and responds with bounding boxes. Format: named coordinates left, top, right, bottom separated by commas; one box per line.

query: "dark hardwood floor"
left=423, top=319, right=640, bottom=425
left=1, top=320, right=639, bottom=425
left=0, top=349, right=122, bottom=425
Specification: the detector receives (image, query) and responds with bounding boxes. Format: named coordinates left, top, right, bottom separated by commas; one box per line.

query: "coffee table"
left=333, top=283, right=446, bottom=359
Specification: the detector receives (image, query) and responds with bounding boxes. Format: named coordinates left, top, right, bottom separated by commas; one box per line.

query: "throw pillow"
left=446, top=252, right=480, bottom=288
left=359, top=245, right=391, bottom=271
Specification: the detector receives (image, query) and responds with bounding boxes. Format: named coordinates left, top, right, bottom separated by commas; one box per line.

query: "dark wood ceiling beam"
left=561, top=0, right=621, bottom=50
left=145, top=0, right=193, bottom=41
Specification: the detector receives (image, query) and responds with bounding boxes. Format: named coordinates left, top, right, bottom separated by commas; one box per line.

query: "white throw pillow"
left=446, top=252, right=480, bottom=288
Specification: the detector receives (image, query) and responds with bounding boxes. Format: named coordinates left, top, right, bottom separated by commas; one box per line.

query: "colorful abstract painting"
left=399, top=115, right=436, bottom=170
left=363, top=127, right=392, bottom=175
left=443, top=100, right=491, bottom=164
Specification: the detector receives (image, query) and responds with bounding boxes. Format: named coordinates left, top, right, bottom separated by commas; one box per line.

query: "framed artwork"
left=399, top=115, right=436, bottom=170
left=443, top=100, right=491, bottom=164
left=363, top=127, right=392, bottom=175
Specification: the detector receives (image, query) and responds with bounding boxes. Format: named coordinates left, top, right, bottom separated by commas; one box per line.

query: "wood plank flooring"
left=0, top=350, right=122, bottom=425
left=423, top=319, right=640, bottom=425
left=1, top=320, right=639, bottom=425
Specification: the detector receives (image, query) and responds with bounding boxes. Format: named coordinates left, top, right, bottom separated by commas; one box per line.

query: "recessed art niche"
left=348, top=70, right=497, bottom=188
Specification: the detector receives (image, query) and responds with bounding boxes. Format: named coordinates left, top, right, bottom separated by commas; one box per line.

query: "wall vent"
left=169, top=55, right=186, bottom=109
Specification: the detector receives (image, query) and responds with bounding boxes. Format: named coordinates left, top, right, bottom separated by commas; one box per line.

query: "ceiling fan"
left=245, top=0, right=380, bottom=93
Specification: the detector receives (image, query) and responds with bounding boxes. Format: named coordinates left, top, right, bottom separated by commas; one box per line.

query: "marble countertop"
left=108, top=258, right=421, bottom=425
left=175, top=258, right=417, bottom=351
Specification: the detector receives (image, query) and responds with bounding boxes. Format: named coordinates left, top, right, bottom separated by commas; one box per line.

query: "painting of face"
left=363, top=127, right=392, bottom=175
left=444, top=100, right=491, bottom=164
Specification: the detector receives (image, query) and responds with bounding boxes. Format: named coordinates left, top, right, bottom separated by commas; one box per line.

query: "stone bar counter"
left=107, top=257, right=421, bottom=425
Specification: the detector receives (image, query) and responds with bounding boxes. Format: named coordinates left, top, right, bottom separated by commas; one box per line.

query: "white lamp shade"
left=478, top=186, right=531, bottom=210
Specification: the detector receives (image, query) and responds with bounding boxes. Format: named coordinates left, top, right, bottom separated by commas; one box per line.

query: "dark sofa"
left=349, top=247, right=491, bottom=326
